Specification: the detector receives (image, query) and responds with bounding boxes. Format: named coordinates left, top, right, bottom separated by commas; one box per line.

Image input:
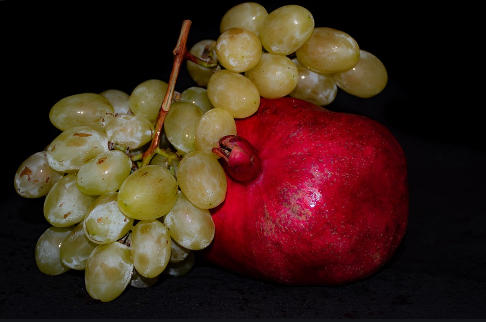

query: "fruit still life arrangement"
left=13, top=2, right=409, bottom=302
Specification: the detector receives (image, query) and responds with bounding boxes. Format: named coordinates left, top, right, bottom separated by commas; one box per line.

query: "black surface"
left=1, top=1, right=484, bottom=319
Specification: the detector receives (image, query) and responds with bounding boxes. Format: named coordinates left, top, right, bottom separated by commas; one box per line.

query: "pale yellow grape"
left=296, top=27, right=360, bottom=74
left=60, top=223, right=97, bottom=270
left=164, top=190, right=215, bottom=250
left=76, top=150, right=132, bottom=196
left=129, top=79, right=168, bottom=124
left=35, top=226, right=74, bottom=275
left=245, top=52, right=299, bottom=99
left=259, top=4, right=314, bottom=55
left=150, top=153, right=180, bottom=179
left=186, top=39, right=217, bottom=87
left=168, top=238, right=192, bottom=263
left=44, top=173, right=97, bottom=227
left=289, top=58, right=337, bottom=106
left=118, top=164, right=178, bottom=220
left=195, top=107, right=237, bottom=155
left=332, top=50, right=388, bottom=98
left=177, top=152, right=227, bottom=209
left=85, top=242, right=133, bottom=302
left=130, top=220, right=171, bottom=278
left=84, top=192, right=134, bottom=244
left=163, top=251, right=195, bottom=277
left=49, top=93, right=114, bottom=132
left=220, top=2, right=268, bottom=36
left=14, top=151, right=64, bottom=198
left=215, top=28, right=262, bottom=73
left=207, top=70, right=260, bottom=118
left=164, top=101, right=204, bottom=155
left=99, top=89, right=131, bottom=115
left=105, top=114, right=154, bottom=150
left=179, top=87, right=214, bottom=113
left=131, top=269, right=160, bottom=288
left=46, top=125, right=109, bottom=173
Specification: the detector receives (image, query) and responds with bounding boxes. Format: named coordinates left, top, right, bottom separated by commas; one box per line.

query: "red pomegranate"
left=202, top=96, right=409, bottom=286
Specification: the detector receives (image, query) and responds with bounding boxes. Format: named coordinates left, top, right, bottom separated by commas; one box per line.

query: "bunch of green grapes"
left=13, top=1, right=389, bottom=303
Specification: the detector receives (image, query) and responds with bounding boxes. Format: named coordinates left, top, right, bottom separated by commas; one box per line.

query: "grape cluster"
left=13, top=2, right=388, bottom=303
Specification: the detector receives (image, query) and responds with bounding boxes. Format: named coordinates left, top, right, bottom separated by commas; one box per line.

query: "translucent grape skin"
left=60, top=223, right=97, bottom=270
left=35, top=226, right=74, bottom=275
left=105, top=114, right=155, bottom=150
left=163, top=251, right=195, bottom=277
left=215, top=27, right=262, bottom=73
left=195, top=107, right=237, bottom=155
left=220, top=2, right=268, bottom=36
left=84, top=242, right=133, bottom=302
left=99, top=89, right=131, bottom=115
left=129, top=79, right=169, bottom=124
left=186, top=39, right=217, bottom=88
left=14, top=151, right=64, bottom=198
left=164, top=101, right=204, bottom=155
left=179, top=86, right=214, bottom=113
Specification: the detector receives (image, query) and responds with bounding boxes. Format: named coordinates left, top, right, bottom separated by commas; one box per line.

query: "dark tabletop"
left=1, top=1, right=484, bottom=319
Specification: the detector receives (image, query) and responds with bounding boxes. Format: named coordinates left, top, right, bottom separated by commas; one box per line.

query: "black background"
left=1, top=1, right=484, bottom=319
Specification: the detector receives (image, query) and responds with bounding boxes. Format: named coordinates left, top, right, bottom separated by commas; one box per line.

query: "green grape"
left=332, top=49, right=388, bottom=98
left=150, top=153, right=180, bottom=179
left=84, top=242, right=133, bottom=302
left=131, top=269, right=160, bottom=288
left=215, top=27, right=262, bottom=73
left=177, top=152, right=227, bottom=210
left=163, top=251, right=195, bottom=277
left=118, top=165, right=179, bottom=220
left=289, top=58, right=337, bottom=106
left=195, top=107, right=237, bottom=155
left=60, top=223, right=97, bottom=270
left=129, top=79, right=168, bottom=124
left=35, top=225, right=74, bottom=275
left=220, top=2, right=268, bottom=36
left=46, top=125, right=110, bottom=173
left=164, top=190, right=215, bottom=250
left=105, top=114, right=154, bottom=150
left=130, top=220, right=171, bottom=278
left=259, top=4, right=314, bottom=55
left=296, top=27, right=360, bottom=74
left=164, top=101, right=204, bottom=156
left=167, top=238, right=191, bottom=263
left=14, top=151, right=64, bottom=198
left=186, top=39, right=217, bottom=87
left=179, top=86, right=214, bottom=113
left=76, top=150, right=132, bottom=196
left=99, top=89, right=131, bottom=115
left=207, top=70, right=260, bottom=118
left=44, top=173, right=97, bottom=227
left=245, top=52, right=299, bottom=99
left=83, top=192, right=134, bottom=244
left=49, top=93, right=114, bottom=132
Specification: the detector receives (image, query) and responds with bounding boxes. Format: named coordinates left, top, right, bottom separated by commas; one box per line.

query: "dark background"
left=1, top=1, right=484, bottom=319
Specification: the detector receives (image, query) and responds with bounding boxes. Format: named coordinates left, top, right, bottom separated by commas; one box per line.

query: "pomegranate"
left=201, top=96, right=409, bottom=286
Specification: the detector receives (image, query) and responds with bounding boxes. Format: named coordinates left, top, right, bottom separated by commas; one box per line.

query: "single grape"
left=44, top=173, right=97, bottom=227
left=84, top=242, right=133, bottom=302
left=83, top=192, right=134, bottom=244
left=259, top=4, right=314, bottom=55
left=179, top=86, right=214, bottom=113
left=163, top=251, right=195, bottom=277
left=14, top=151, right=64, bottom=198
left=186, top=39, right=217, bottom=87
left=220, top=2, right=268, bottom=36
left=105, top=114, right=155, bottom=150
left=215, top=27, right=262, bottom=73
left=131, top=269, right=160, bottom=288
left=129, top=79, right=168, bottom=124
left=118, top=164, right=179, bottom=220
left=296, top=27, right=360, bottom=74
left=76, top=150, right=132, bottom=196
left=332, top=49, right=388, bottom=98
left=164, top=190, right=215, bottom=250
left=46, top=125, right=110, bottom=173
left=164, top=101, right=204, bottom=156
left=207, top=70, right=260, bottom=119
left=166, top=238, right=191, bottom=263
left=35, top=225, right=74, bottom=275
left=49, top=93, right=114, bottom=132
left=195, top=107, right=237, bottom=155
left=130, top=220, right=171, bottom=278
left=177, top=151, right=227, bottom=210
left=60, top=223, right=97, bottom=270
left=245, top=52, right=299, bottom=99
left=99, top=89, right=131, bottom=115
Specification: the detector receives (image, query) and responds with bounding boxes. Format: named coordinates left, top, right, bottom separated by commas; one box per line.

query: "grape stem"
left=141, top=19, right=192, bottom=167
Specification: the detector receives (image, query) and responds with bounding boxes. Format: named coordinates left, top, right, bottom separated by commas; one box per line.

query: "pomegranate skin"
left=201, top=97, right=409, bottom=286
